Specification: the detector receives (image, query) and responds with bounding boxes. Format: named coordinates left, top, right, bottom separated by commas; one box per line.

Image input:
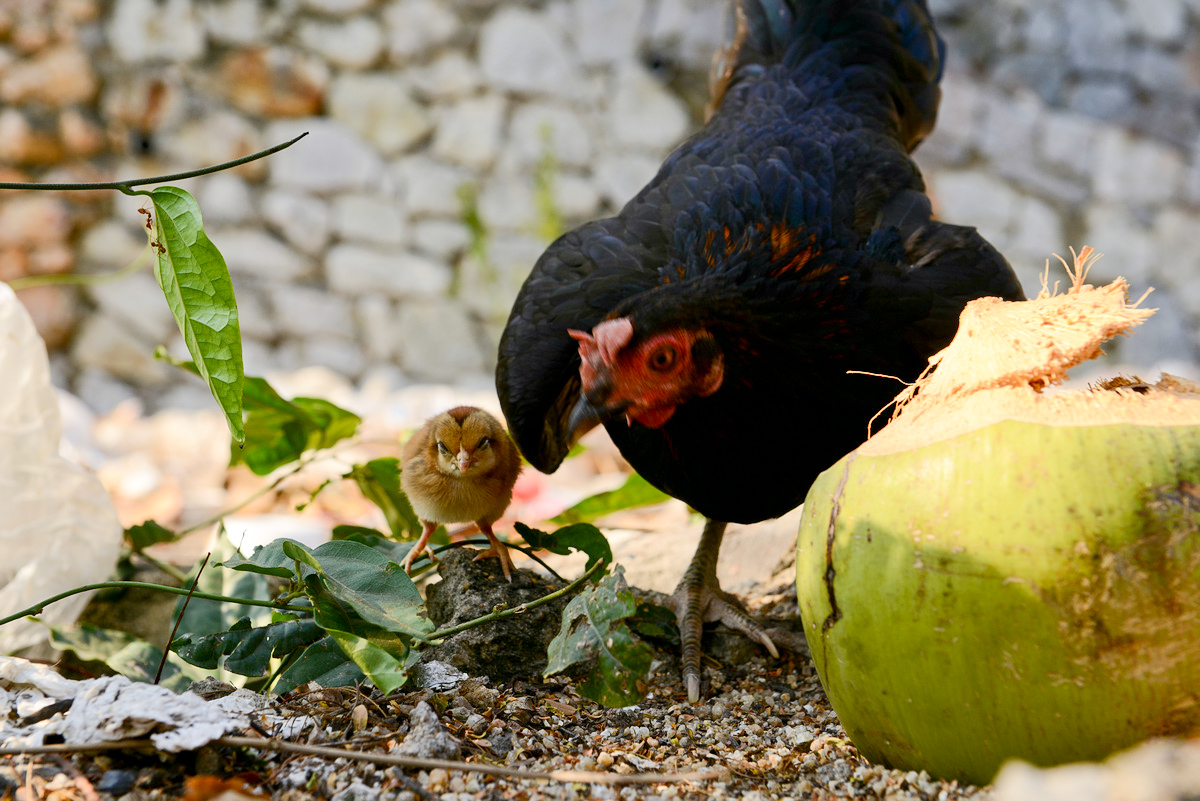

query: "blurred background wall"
left=1, top=0, right=1197, bottom=414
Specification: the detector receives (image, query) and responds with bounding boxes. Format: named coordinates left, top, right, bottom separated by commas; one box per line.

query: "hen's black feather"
left=496, top=0, right=1024, bottom=524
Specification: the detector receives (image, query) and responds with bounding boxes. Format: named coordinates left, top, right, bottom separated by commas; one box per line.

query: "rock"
left=977, top=89, right=1043, bottom=164
left=210, top=228, right=315, bottom=282
left=918, top=70, right=982, bottom=166
left=266, top=119, right=389, bottom=194
left=925, top=169, right=1020, bottom=252
left=268, top=285, right=356, bottom=339
left=993, top=739, right=1200, bottom=801
left=0, top=45, right=98, bottom=106
left=105, top=0, right=206, bottom=64
left=431, top=94, right=506, bottom=169
left=382, top=0, right=458, bottom=60
left=73, top=368, right=140, bottom=415
left=262, top=190, right=331, bottom=256
left=1093, top=129, right=1184, bottom=209
left=218, top=48, right=328, bottom=118
left=194, top=174, right=257, bottom=227
left=592, top=153, right=663, bottom=207
left=301, top=0, right=375, bottom=14
left=58, top=109, right=107, bottom=158
left=1038, top=110, right=1098, bottom=179
left=327, top=73, right=432, bottom=157
left=1081, top=203, right=1154, bottom=286
left=420, top=549, right=571, bottom=681
left=1063, top=0, right=1126, bottom=73
left=608, top=64, right=691, bottom=151
left=70, top=314, right=171, bottom=386
left=456, top=233, right=546, bottom=323
left=478, top=7, right=580, bottom=96
left=1126, top=0, right=1187, bottom=44
left=325, top=244, right=451, bottom=298
left=509, top=103, right=593, bottom=168
left=232, top=288, right=275, bottom=342
left=1066, top=80, right=1134, bottom=123
left=393, top=299, right=486, bottom=380
left=199, top=0, right=285, bottom=47
left=296, top=16, right=385, bottom=70
left=354, top=294, right=396, bottom=361
left=554, top=172, right=602, bottom=221
left=0, top=109, right=62, bottom=165
left=331, top=193, right=407, bottom=247
left=478, top=172, right=536, bottom=232
left=409, top=51, right=480, bottom=100
left=295, top=336, right=368, bottom=379
left=87, top=273, right=178, bottom=343
left=1006, top=195, right=1065, bottom=291
left=410, top=219, right=470, bottom=261
left=160, top=111, right=264, bottom=176
left=392, top=156, right=472, bottom=218
left=394, top=701, right=461, bottom=760
left=0, top=196, right=71, bottom=248
left=16, top=286, right=77, bottom=350
left=571, top=0, right=645, bottom=66
left=94, top=770, right=138, bottom=796
left=77, top=220, right=146, bottom=271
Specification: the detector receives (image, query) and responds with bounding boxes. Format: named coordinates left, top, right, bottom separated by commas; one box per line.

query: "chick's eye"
left=648, top=345, right=678, bottom=372
left=436, top=441, right=450, bottom=455
left=478, top=438, right=491, bottom=450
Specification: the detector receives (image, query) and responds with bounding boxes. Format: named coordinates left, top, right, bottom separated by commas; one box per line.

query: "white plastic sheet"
left=0, top=284, right=122, bottom=652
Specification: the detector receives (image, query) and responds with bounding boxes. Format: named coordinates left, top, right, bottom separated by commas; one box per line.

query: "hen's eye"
left=648, top=345, right=678, bottom=372
left=437, top=441, right=451, bottom=455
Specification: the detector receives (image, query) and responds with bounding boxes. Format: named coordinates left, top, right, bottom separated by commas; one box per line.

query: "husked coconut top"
left=861, top=248, right=1200, bottom=456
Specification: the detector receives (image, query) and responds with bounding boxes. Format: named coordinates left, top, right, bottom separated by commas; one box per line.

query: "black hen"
left=496, top=0, right=1024, bottom=701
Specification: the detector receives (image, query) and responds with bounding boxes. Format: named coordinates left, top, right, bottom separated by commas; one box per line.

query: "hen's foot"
left=666, top=572, right=779, bottom=703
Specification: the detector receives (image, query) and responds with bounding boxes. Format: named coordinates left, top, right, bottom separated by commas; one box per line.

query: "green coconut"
left=796, top=251, right=1200, bottom=785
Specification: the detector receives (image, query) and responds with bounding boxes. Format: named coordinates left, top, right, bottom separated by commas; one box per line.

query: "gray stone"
left=355, top=294, right=397, bottom=361
left=918, top=70, right=982, bottom=165
left=87, top=273, right=178, bottom=344
left=1006, top=195, right=1065, bottom=290
left=509, top=103, right=593, bottom=168
left=327, top=73, right=432, bottom=157
left=457, top=233, right=546, bottom=322
left=478, top=7, right=580, bottom=96
left=326, top=244, right=452, bottom=298
left=77, top=220, right=146, bottom=272
left=73, top=368, right=140, bottom=415
left=1114, top=290, right=1197, bottom=367
left=70, top=315, right=171, bottom=386
left=1039, top=110, right=1098, bottom=179
left=1081, top=204, right=1154, bottom=285
left=409, top=51, right=480, bottom=100
left=411, top=219, right=471, bottom=261
left=554, top=172, right=603, bottom=220
left=106, top=0, right=206, bottom=64
left=1152, top=207, right=1200, bottom=296
left=1066, top=80, right=1134, bottom=123
left=1128, top=46, right=1190, bottom=92
left=262, top=190, right=332, bottom=257
left=233, top=289, right=275, bottom=342
left=295, top=336, right=368, bottom=378
left=266, top=119, right=390, bottom=194
left=392, top=156, right=472, bottom=218
left=268, top=285, right=356, bottom=339
left=978, top=89, right=1043, bottom=164
left=331, top=194, right=407, bottom=247
left=200, top=0, right=289, bottom=47
left=1064, top=0, right=1127, bottom=72
left=571, top=0, right=645, bottom=66
left=297, top=17, right=384, bottom=70
left=382, top=0, right=458, bottom=60
left=608, top=64, right=691, bottom=151
left=394, top=701, right=461, bottom=760
left=1126, top=0, right=1187, bottom=44
left=160, top=111, right=264, bottom=176
left=394, top=300, right=486, bottom=380
left=431, top=94, right=506, bottom=169
left=1093, top=129, right=1184, bottom=209
left=301, top=0, right=375, bottom=14
left=209, top=228, right=314, bottom=282
left=593, top=153, right=663, bottom=207
left=194, top=174, right=256, bottom=227
left=925, top=169, right=1021, bottom=251
left=1022, top=4, right=1068, bottom=53
left=478, top=172, right=536, bottom=232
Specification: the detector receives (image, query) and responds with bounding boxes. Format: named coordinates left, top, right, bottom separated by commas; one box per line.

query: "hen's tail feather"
left=710, top=0, right=945, bottom=149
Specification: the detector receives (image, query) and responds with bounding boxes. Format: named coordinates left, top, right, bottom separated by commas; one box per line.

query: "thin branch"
left=425, top=558, right=606, bottom=642
left=156, top=553, right=210, bottom=684
left=0, top=133, right=308, bottom=193
left=0, top=737, right=723, bottom=786
left=0, top=581, right=311, bottom=628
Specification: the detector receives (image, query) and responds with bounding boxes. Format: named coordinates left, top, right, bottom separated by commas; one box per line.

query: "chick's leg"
left=472, top=520, right=515, bottom=582
left=666, top=518, right=780, bottom=703
left=402, top=520, right=439, bottom=575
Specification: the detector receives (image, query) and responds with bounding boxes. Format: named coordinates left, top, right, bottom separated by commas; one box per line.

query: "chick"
left=399, top=406, right=522, bottom=580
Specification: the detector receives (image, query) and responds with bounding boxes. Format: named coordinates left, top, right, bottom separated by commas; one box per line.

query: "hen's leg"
left=402, top=520, right=440, bottom=575
left=666, top=518, right=780, bottom=702
left=472, top=521, right=515, bottom=582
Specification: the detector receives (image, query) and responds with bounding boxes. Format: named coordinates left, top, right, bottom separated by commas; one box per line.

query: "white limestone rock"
left=570, top=0, right=645, bottom=66
left=268, top=285, right=356, bottom=339
left=297, top=16, right=385, bottom=70
left=411, top=219, right=471, bottom=261
left=86, top=273, right=179, bottom=344
left=478, top=7, right=580, bottom=97
left=392, top=156, right=472, bottom=218
left=106, top=0, right=206, bottom=64
left=195, top=175, right=257, bottom=227
left=509, top=103, right=593, bottom=168
left=1093, top=128, right=1184, bottom=209
left=607, top=64, right=691, bottom=152
left=409, top=52, right=480, bottom=100
left=394, top=300, right=486, bottom=381
left=327, top=73, right=432, bottom=157
left=331, top=194, right=407, bottom=247
left=209, top=228, right=315, bottom=282
left=262, top=190, right=332, bottom=257
left=326, top=244, right=451, bottom=298
left=383, top=0, right=458, bottom=60
left=432, top=94, right=507, bottom=169
left=267, top=119, right=390, bottom=194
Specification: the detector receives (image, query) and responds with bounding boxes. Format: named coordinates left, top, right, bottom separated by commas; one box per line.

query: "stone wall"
left=1, top=0, right=1197, bottom=413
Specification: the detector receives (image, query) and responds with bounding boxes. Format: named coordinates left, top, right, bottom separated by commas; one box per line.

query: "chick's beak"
left=455, top=448, right=473, bottom=473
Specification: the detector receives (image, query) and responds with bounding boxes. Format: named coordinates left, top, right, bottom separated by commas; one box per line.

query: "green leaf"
left=275, top=635, right=364, bottom=694
left=291, top=540, right=433, bottom=640
left=346, top=458, right=421, bottom=539
left=514, top=522, right=613, bottom=573
left=176, top=526, right=277, bottom=639
left=332, top=527, right=425, bottom=565
left=47, top=623, right=206, bottom=692
left=233, top=376, right=362, bottom=475
left=124, top=520, right=176, bottom=552
left=551, top=473, right=671, bottom=525
left=143, top=186, right=245, bottom=445
left=325, top=628, right=417, bottom=695
left=173, top=617, right=323, bottom=677
left=219, top=540, right=307, bottom=579
left=545, top=565, right=653, bottom=707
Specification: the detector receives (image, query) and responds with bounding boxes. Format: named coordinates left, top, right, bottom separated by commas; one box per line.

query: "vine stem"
left=0, top=134, right=308, bottom=193
left=424, top=558, right=607, bottom=642
left=0, top=581, right=311, bottom=628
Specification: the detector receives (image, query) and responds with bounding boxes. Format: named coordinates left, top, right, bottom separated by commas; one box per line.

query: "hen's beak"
left=566, top=393, right=628, bottom=447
